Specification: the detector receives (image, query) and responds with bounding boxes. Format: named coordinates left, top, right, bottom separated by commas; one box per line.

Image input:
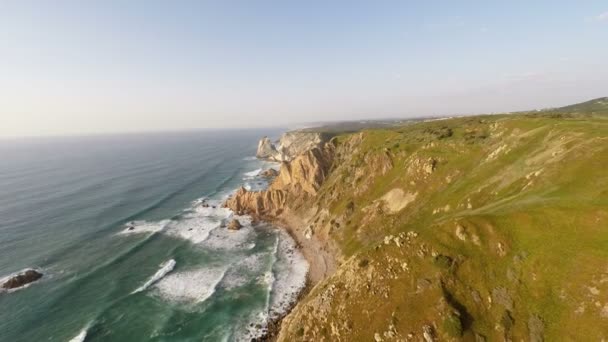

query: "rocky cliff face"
left=255, top=131, right=329, bottom=162
left=256, top=136, right=278, bottom=160
left=225, top=141, right=335, bottom=218
left=267, top=113, right=608, bottom=342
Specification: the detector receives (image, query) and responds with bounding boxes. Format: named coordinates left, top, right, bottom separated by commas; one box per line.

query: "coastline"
left=254, top=212, right=336, bottom=341
left=232, top=132, right=338, bottom=341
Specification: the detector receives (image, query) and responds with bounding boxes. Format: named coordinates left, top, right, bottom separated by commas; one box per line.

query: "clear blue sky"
left=1, top=1, right=607, bottom=136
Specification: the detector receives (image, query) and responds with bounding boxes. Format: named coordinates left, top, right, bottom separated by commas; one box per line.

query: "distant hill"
left=297, top=97, right=608, bottom=135
left=552, top=96, right=608, bottom=114
left=527, top=97, right=608, bottom=117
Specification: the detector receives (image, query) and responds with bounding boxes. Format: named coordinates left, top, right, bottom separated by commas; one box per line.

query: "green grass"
left=278, top=102, right=608, bottom=342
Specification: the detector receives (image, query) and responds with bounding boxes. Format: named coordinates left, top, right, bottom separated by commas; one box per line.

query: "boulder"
left=260, top=168, right=279, bottom=178
left=227, top=219, right=243, bottom=230
left=2, top=269, right=43, bottom=290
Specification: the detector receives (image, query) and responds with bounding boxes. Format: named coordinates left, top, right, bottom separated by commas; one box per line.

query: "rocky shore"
left=223, top=132, right=340, bottom=340
left=225, top=134, right=338, bottom=279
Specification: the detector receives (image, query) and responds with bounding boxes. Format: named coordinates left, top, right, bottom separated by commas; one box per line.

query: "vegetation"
left=279, top=97, right=608, bottom=341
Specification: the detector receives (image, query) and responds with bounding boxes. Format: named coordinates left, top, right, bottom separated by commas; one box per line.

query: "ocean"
left=0, top=129, right=308, bottom=342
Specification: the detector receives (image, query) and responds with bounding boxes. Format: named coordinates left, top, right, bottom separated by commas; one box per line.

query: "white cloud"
left=596, top=11, right=608, bottom=22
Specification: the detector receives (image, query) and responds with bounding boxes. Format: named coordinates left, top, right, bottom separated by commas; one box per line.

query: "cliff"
left=226, top=141, right=335, bottom=218
left=228, top=102, right=608, bottom=341
left=255, top=131, right=330, bottom=162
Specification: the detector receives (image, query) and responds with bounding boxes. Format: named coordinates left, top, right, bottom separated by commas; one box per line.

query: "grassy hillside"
left=278, top=105, right=608, bottom=341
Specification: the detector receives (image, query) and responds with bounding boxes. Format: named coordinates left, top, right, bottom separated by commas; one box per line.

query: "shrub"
left=443, top=312, right=463, bottom=337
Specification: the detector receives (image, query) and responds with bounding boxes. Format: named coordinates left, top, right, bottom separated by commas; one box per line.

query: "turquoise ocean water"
left=0, top=130, right=308, bottom=342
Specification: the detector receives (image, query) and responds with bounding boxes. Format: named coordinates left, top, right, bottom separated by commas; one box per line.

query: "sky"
left=1, top=1, right=607, bottom=137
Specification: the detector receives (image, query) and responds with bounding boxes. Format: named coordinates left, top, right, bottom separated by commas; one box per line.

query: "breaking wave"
left=243, top=168, right=262, bottom=178
left=154, top=266, right=228, bottom=303
left=68, top=326, right=89, bottom=342
left=132, top=259, right=176, bottom=294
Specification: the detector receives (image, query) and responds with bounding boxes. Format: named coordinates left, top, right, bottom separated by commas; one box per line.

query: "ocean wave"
left=268, top=231, right=308, bottom=319
left=220, top=253, right=267, bottom=291
left=132, top=259, right=176, bottom=294
left=117, top=220, right=170, bottom=236
left=199, top=216, right=254, bottom=251
left=68, top=326, right=89, bottom=342
left=243, top=168, right=262, bottom=179
left=154, top=266, right=228, bottom=303
left=117, top=199, right=235, bottom=245
left=236, top=231, right=308, bottom=341
left=164, top=215, right=221, bottom=244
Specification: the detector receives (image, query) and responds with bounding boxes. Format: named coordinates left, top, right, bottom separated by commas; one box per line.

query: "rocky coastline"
left=223, top=130, right=339, bottom=340
left=226, top=107, right=608, bottom=341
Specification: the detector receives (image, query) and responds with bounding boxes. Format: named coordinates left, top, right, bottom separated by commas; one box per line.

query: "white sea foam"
left=117, top=220, right=170, bottom=236
left=117, top=199, right=234, bottom=245
left=164, top=215, right=221, bottom=244
left=154, top=267, right=227, bottom=303
left=132, top=259, right=176, bottom=294
left=221, top=253, right=267, bottom=291
left=68, top=327, right=88, bottom=342
left=200, top=216, right=253, bottom=251
left=237, top=231, right=309, bottom=341
left=268, top=231, right=309, bottom=319
left=243, top=168, right=262, bottom=178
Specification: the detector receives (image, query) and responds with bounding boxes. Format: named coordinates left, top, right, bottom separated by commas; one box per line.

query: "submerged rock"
left=2, top=269, right=43, bottom=290
left=227, top=219, right=243, bottom=230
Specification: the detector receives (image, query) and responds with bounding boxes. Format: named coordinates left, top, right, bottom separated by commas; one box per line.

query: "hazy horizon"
left=1, top=1, right=607, bottom=137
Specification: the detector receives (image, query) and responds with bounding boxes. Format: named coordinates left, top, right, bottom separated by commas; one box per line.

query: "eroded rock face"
left=224, top=187, right=287, bottom=217
left=2, top=269, right=43, bottom=290
left=255, top=132, right=329, bottom=162
left=225, top=143, right=334, bottom=218
left=260, top=168, right=279, bottom=178
left=271, top=146, right=333, bottom=195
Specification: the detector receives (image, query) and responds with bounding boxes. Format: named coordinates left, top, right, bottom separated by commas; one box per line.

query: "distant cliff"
left=256, top=131, right=331, bottom=162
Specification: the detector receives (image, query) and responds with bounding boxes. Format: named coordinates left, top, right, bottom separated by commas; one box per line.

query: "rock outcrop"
left=227, top=219, right=242, bottom=230
left=270, top=146, right=334, bottom=195
left=255, top=131, right=330, bottom=162
left=225, top=141, right=334, bottom=218
left=1, top=269, right=43, bottom=290
left=224, top=187, right=287, bottom=217
left=260, top=168, right=279, bottom=178
left=256, top=137, right=278, bottom=160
